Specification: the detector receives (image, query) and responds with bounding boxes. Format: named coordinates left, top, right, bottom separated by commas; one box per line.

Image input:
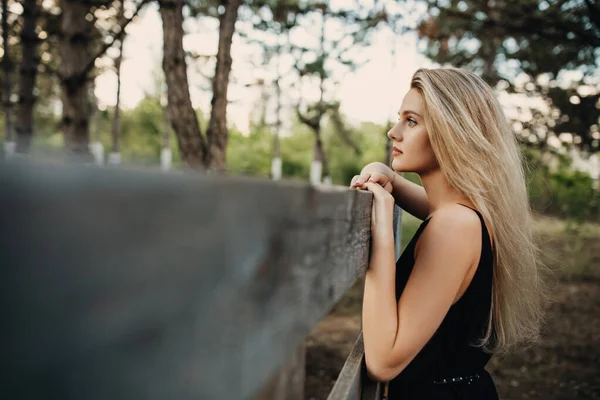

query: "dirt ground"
left=304, top=216, right=600, bottom=399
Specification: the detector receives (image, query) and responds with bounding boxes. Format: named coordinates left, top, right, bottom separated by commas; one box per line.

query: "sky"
left=94, top=2, right=438, bottom=135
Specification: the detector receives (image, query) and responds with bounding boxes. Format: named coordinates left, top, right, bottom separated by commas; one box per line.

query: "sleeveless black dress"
left=387, top=203, right=499, bottom=399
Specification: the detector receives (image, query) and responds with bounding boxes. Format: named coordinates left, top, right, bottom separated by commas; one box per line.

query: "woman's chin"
left=391, top=159, right=405, bottom=172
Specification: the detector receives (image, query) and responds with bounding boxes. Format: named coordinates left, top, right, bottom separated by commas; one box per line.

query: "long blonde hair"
left=410, top=67, right=549, bottom=354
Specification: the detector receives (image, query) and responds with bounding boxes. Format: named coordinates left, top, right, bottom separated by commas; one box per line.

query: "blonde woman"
left=349, top=67, right=548, bottom=399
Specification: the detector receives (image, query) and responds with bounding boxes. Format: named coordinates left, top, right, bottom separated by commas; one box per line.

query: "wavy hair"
left=410, top=67, right=550, bottom=354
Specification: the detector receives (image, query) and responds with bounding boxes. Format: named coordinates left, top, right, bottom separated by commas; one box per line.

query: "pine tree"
left=418, top=0, right=600, bottom=153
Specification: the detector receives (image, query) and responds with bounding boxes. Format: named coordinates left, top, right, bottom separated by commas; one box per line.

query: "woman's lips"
left=392, top=147, right=403, bottom=156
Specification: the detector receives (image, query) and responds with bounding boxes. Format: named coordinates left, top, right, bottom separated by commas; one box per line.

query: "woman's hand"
left=349, top=162, right=394, bottom=194
left=364, top=181, right=396, bottom=238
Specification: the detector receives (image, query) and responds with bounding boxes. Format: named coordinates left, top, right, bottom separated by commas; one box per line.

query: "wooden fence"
left=0, top=161, right=402, bottom=400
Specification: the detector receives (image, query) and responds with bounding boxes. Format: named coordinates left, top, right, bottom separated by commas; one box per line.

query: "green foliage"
left=223, top=113, right=392, bottom=185
left=403, top=172, right=421, bottom=185
left=280, top=127, right=313, bottom=181
left=549, top=170, right=599, bottom=223
left=226, top=125, right=273, bottom=177
left=22, top=98, right=183, bottom=166
left=323, top=120, right=387, bottom=185
left=524, top=147, right=599, bottom=223
left=95, top=98, right=182, bottom=166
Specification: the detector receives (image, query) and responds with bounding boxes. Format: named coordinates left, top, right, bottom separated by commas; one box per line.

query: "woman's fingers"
left=367, top=172, right=388, bottom=185
left=365, top=181, right=385, bottom=195
left=350, top=172, right=371, bottom=188
left=364, top=173, right=387, bottom=187
left=383, top=180, right=393, bottom=194
left=366, top=180, right=394, bottom=198
left=365, top=182, right=395, bottom=206
left=351, top=172, right=393, bottom=191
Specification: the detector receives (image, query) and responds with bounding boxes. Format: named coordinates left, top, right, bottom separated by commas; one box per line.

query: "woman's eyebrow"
left=398, top=110, right=422, bottom=117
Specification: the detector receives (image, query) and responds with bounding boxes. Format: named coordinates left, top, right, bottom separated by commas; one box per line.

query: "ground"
left=304, top=214, right=600, bottom=400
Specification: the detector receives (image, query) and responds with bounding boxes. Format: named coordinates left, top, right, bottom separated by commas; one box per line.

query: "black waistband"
left=432, top=372, right=482, bottom=384
left=389, top=369, right=488, bottom=387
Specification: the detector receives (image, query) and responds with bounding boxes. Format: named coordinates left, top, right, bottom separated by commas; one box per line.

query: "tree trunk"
left=160, top=0, right=206, bottom=168
left=160, top=102, right=172, bottom=171
left=111, top=37, right=123, bottom=156
left=205, top=0, right=243, bottom=172
left=310, top=130, right=328, bottom=185
left=315, top=10, right=329, bottom=184
left=272, top=42, right=282, bottom=181
left=59, top=0, right=93, bottom=159
left=88, top=82, right=104, bottom=165
left=318, top=134, right=330, bottom=184
left=110, top=0, right=127, bottom=166
left=2, top=0, right=14, bottom=153
left=15, top=0, right=39, bottom=154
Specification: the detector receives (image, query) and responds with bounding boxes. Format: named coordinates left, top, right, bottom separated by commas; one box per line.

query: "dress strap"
left=456, top=203, right=481, bottom=216
left=456, top=203, right=493, bottom=253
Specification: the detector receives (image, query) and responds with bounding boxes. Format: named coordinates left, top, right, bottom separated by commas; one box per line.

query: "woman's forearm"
left=362, top=232, right=399, bottom=378
left=390, top=172, right=430, bottom=221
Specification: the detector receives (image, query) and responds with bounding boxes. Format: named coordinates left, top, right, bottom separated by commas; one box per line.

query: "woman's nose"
left=387, top=124, right=402, bottom=141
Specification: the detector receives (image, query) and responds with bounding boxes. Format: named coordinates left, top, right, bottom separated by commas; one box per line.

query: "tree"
left=159, top=0, right=206, bottom=167
left=1, top=0, right=14, bottom=154
left=292, top=3, right=382, bottom=184
left=109, top=0, right=126, bottom=165
left=160, top=0, right=244, bottom=171
left=26, top=0, right=62, bottom=146
left=418, top=0, right=600, bottom=153
left=15, top=0, right=40, bottom=153
left=204, top=0, right=243, bottom=171
left=59, top=0, right=151, bottom=160
left=241, top=0, right=304, bottom=180
left=146, top=64, right=173, bottom=170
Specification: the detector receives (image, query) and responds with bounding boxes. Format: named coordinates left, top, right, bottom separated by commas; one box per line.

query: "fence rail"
left=0, top=161, right=401, bottom=399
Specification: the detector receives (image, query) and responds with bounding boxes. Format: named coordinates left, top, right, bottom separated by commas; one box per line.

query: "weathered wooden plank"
left=360, top=366, right=383, bottom=400
left=0, top=162, right=373, bottom=400
left=252, top=342, right=305, bottom=400
left=326, top=333, right=364, bottom=400
left=324, top=332, right=384, bottom=400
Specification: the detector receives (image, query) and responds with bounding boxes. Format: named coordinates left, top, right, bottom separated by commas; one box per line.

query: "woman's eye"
left=407, top=118, right=417, bottom=127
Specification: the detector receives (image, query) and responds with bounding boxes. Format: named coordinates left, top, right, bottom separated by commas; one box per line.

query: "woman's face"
left=387, top=88, right=439, bottom=174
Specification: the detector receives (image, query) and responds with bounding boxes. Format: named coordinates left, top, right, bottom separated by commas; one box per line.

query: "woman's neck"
left=419, top=168, right=474, bottom=217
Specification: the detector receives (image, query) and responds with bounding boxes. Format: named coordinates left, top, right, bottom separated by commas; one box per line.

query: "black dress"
left=387, top=203, right=499, bottom=399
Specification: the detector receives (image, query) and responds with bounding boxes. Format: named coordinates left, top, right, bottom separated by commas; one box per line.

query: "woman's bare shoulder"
left=415, top=204, right=482, bottom=258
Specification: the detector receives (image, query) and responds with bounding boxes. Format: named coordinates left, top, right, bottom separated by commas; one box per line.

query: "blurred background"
left=1, top=0, right=599, bottom=399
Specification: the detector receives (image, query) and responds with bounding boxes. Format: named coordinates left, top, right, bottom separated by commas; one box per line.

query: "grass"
left=534, top=214, right=600, bottom=281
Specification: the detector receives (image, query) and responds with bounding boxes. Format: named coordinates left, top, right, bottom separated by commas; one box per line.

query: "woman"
left=349, top=67, right=548, bottom=399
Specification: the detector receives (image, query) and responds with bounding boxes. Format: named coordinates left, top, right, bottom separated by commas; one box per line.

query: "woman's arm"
left=389, top=172, right=430, bottom=221
left=362, top=205, right=481, bottom=382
